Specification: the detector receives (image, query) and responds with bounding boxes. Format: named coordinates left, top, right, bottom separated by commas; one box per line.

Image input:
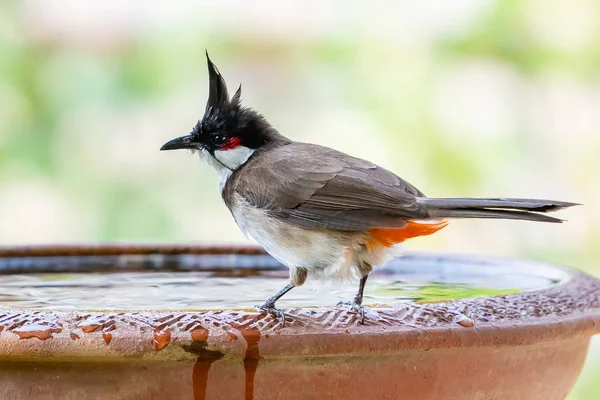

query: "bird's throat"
left=213, top=146, right=255, bottom=171
left=199, top=146, right=255, bottom=191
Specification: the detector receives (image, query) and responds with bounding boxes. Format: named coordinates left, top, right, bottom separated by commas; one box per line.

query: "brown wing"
left=224, top=142, right=430, bottom=231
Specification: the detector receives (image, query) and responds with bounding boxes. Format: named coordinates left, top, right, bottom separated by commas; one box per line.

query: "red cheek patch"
left=219, top=137, right=241, bottom=151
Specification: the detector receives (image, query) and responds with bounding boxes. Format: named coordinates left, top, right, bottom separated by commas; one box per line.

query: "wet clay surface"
left=183, top=317, right=262, bottom=400
left=231, top=320, right=262, bottom=400
left=184, top=339, right=224, bottom=400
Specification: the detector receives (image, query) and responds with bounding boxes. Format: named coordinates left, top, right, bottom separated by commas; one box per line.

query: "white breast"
left=230, top=195, right=372, bottom=281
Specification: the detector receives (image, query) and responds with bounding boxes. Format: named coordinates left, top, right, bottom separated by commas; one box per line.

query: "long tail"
left=421, top=198, right=579, bottom=223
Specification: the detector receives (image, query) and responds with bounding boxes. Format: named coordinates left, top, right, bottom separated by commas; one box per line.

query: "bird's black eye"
left=212, top=134, right=227, bottom=146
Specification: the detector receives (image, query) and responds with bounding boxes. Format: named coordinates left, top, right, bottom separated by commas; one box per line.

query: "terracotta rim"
left=0, top=244, right=598, bottom=361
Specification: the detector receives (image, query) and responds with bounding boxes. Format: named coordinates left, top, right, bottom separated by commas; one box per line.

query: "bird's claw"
left=337, top=300, right=366, bottom=324
left=256, top=303, right=287, bottom=327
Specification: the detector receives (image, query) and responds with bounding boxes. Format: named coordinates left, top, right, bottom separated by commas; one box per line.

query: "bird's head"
left=160, top=52, right=284, bottom=172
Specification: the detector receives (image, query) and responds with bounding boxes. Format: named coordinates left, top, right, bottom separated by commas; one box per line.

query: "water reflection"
left=0, top=254, right=568, bottom=310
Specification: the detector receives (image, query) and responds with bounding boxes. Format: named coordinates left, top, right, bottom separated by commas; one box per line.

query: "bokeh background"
left=0, top=0, right=598, bottom=396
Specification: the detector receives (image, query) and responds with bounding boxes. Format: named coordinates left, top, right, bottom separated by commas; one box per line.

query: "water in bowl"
left=0, top=253, right=569, bottom=310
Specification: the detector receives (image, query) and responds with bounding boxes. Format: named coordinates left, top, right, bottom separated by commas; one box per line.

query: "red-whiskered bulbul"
left=161, top=53, right=577, bottom=325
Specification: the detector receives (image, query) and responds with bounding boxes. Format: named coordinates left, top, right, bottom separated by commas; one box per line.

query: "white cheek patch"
left=214, top=146, right=255, bottom=171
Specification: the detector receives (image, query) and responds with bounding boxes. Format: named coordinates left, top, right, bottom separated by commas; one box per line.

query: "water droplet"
left=153, top=329, right=171, bottom=350
left=102, top=332, right=112, bottom=345
left=13, top=323, right=61, bottom=340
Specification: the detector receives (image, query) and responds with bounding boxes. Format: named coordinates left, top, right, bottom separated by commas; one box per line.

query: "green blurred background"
left=0, top=0, right=598, bottom=396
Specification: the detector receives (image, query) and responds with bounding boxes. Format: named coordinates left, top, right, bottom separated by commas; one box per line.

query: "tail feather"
left=422, top=198, right=578, bottom=223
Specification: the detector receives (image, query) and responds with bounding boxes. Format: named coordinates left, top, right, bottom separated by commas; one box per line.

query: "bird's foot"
left=255, top=302, right=287, bottom=327
left=337, top=300, right=366, bottom=324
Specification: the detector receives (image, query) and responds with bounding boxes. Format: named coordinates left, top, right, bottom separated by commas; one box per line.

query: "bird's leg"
left=256, top=283, right=295, bottom=326
left=353, top=273, right=369, bottom=305
left=337, top=275, right=369, bottom=323
left=338, top=262, right=372, bottom=324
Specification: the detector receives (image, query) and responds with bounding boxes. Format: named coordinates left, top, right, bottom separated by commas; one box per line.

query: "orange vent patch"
left=366, top=220, right=449, bottom=251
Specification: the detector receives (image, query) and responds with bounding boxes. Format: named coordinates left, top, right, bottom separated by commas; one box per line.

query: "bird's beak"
left=160, top=135, right=195, bottom=151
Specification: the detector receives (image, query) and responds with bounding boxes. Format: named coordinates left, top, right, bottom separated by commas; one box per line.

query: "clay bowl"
left=0, top=245, right=598, bottom=400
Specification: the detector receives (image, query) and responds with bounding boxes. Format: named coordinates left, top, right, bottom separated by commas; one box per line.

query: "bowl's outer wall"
left=0, top=245, right=598, bottom=400
left=0, top=337, right=590, bottom=400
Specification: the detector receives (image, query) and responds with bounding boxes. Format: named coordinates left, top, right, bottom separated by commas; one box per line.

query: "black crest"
left=205, top=51, right=242, bottom=113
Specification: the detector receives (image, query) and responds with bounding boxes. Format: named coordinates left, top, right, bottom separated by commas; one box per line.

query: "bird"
left=160, top=52, right=577, bottom=325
